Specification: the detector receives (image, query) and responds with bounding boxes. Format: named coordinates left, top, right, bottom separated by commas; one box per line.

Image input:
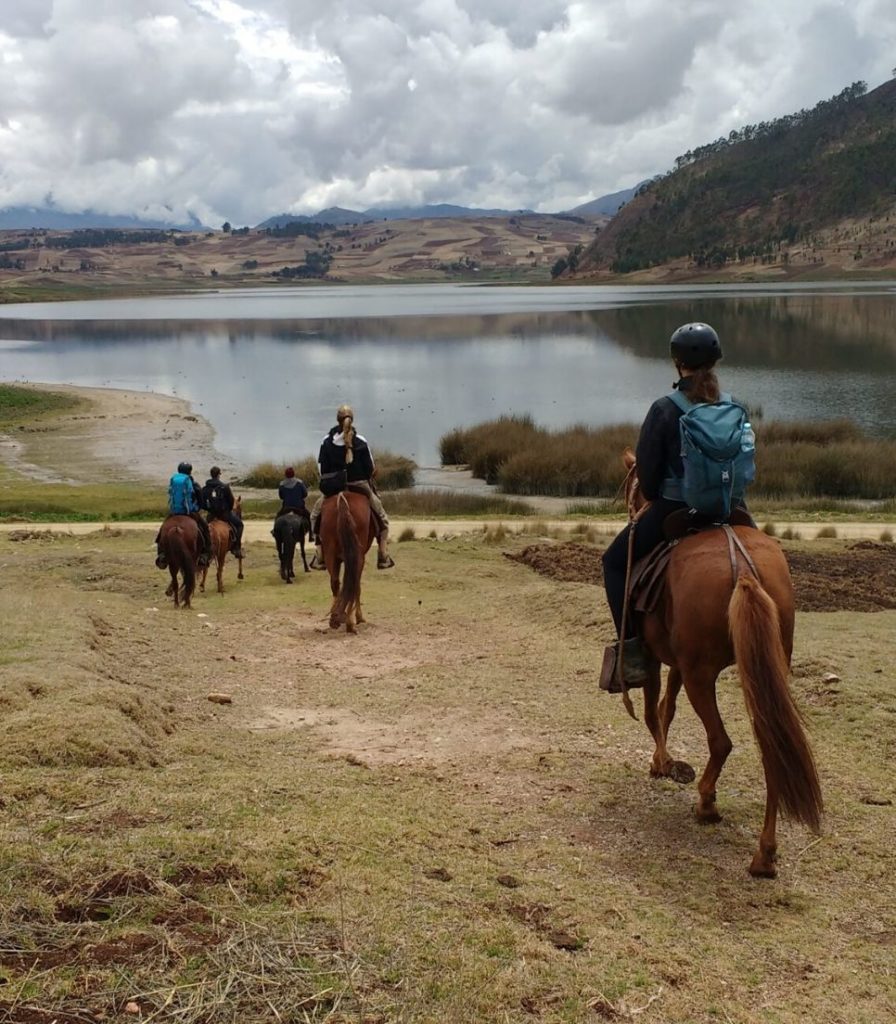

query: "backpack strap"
left=668, top=389, right=693, bottom=414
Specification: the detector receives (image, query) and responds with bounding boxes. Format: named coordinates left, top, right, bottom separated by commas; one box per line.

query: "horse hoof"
left=695, top=807, right=723, bottom=825
left=748, top=858, right=778, bottom=879
left=669, top=761, right=696, bottom=784
left=287, top=578, right=293, bottom=584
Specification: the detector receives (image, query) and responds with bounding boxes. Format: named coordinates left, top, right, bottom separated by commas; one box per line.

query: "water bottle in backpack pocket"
left=669, top=390, right=756, bottom=519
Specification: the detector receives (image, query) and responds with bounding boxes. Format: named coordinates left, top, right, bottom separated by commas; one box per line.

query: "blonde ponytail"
left=341, top=413, right=356, bottom=464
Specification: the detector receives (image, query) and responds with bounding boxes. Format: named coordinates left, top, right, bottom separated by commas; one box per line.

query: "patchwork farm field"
left=0, top=528, right=893, bottom=1023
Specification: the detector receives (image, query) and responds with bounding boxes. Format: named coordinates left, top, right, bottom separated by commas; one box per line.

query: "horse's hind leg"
left=328, top=562, right=342, bottom=628
left=217, top=554, right=225, bottom=594
left=749, top=767, right=780, bottom=878
left=300, top=534, right=309, bottom=572
left=168, top=568, right=179, bottom=606
left=681, top=667, right=732, bottom=824
left=237, top=554, right=244, bottom=581
left=199, top=562, right=208, bottom=593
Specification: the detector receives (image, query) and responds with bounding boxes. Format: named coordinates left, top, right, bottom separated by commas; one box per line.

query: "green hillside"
left=578, top=79, right=896, bottom=275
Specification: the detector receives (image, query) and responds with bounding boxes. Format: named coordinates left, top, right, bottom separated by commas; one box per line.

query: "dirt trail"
left=0, top=518, right=892, bottom=541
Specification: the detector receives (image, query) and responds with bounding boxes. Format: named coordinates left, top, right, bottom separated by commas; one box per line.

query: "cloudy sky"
left=0, top=0, right=894, bottom=226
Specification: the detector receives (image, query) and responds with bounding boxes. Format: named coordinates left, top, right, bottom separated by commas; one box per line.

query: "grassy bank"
left=242, top=451, right=417, bottom=491
left=1, top=529, right=894, bottom=1022
left=0, top=383, right=83, bottom=426
left=442, top=416, right=896, bottom=502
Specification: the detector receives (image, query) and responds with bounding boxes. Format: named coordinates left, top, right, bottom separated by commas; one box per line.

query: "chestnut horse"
left=201, top=496, right=244, bottom=595
left=159, top=514, right=201, bottom=609
left=620, top=449, right=822, bottom=877
left=319, top=490, right=376, bottom=632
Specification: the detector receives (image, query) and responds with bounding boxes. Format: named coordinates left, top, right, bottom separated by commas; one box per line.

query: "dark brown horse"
left=201, top=496, right=244, bottom=595
left=159, top=514, right=202, bottom=608
left=620, top=449, right=822, bottom=877
left=319, top=490, right=376, bottom=632
left=272, top=509, right=310, bottom=583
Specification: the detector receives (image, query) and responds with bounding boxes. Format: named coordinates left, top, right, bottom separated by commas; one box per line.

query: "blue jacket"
left=168, top=471, right=198, bottom=514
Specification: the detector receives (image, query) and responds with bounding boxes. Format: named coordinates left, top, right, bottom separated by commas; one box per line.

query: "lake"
left=1, top=282, right=894, bottom=468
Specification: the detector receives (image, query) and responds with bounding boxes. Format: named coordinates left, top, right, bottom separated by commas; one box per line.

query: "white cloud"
left=0, top=0, right=893, bottom=224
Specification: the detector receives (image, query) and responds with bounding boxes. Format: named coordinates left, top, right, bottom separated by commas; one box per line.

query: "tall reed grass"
left=439, top=416, right=896, bottom=501
left=242, top=451, right=416, bottom=490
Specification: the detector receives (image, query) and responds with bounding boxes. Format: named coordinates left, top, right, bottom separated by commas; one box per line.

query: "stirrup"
left=198, top=552, right=210, bottom=567
left=309, top=553, right=326, bottom=571
left=377, top=554, right=395, bottom=570
left=599, top=638, right=650, bottom=693
left=155, top=555, right=168, bottom=570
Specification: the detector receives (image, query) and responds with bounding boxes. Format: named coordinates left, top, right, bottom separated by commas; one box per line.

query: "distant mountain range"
left=564, top=184, right=642, bottom=218
left=0, top=206, right=202, bottom=231
left=0, top=186, right=641, bottom=233
left=256, top=188, right=640, bottom=230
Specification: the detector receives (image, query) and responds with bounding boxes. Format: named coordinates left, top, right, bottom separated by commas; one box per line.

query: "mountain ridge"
left=575, top=78, right=896, bottom=279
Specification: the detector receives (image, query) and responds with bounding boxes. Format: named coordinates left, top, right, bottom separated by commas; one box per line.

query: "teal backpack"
left=668, top=390, right=755, bottom=519
left=168, top=471, right=195, bottom=515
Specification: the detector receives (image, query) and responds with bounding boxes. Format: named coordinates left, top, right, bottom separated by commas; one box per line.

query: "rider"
left=601, top=322, right=730, bottom=689
left=309, top=404, right=395, bottom=570
left=277, top=466, right=309, bottom=519
left=155, top=461, right=213, bottom=569
left=202, top=466, right=244, bottom=558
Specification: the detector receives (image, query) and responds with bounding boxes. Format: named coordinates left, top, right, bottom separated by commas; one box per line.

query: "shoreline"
left=0, top=381, right=242, bottom=485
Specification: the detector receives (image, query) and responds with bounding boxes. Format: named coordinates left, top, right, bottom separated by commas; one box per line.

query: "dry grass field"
left=1, top=527, right=893, bottom=1023
left=0, top=214, right=600, bottom=300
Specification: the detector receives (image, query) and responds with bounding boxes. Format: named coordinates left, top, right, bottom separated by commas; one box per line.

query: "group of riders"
left=155, top=324, right=752, bottom=693
left=155, top=403, right=395, bottom=573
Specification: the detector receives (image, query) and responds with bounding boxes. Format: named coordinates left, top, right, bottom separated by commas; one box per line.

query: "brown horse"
left=159, top=514, right=201, bottom=608
left=319, top=490, right=376, bottom=632
left=620, top=449, right=822, bottom=877
left=201, top=496, right=244, bottom=595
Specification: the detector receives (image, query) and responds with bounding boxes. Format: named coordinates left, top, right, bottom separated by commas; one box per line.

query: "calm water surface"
left=1, top=283, right=894, bottom=467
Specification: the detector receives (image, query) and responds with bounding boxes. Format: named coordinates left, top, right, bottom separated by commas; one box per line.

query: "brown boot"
left=599, top=638, right=650, bottom=693
left=309, top=542, right=327, bottom=570
left=377, top=528, right=395, bottom=569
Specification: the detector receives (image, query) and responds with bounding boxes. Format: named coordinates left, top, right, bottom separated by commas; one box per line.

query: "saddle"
left=629, top=508, right=757, bottom=617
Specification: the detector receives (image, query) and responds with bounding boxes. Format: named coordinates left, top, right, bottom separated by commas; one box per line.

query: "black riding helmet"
left=670, top=322, right=722, bottom=369
left=177, top=461, right=192, bottom=474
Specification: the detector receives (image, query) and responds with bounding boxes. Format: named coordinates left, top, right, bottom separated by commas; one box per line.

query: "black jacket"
left=634, top=378, right=695, bottom=501
left=318, top=426, right=375, bottom=483
left=203, top=477, right=234, bottom=512
left=278, top=477, right=308, bottom=508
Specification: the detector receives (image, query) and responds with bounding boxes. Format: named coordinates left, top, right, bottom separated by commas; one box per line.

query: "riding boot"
left=309, top=542, right=327, bottom=570
left=599, top=637, right=650, bottom=693
left=376, top=528, right=395, bottom=570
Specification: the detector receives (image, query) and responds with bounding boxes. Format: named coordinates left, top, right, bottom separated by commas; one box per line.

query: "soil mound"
left=510, top=540, right=896, bottom=612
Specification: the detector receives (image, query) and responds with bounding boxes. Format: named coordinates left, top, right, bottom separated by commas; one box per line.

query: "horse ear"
left=622, top=447, right=636, bottom=470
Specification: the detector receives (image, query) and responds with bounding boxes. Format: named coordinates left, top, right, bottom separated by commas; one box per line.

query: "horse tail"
left=179, top=526, right=198, bottom=603
left=334, top=492, right=361, bottom=619
left=728, top=575, right=822, bottom=833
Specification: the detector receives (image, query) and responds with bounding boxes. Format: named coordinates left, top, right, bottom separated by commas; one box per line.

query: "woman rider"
left=309, top=404, right=395, bottom=570
left=601, top=322, right=726, bottom=690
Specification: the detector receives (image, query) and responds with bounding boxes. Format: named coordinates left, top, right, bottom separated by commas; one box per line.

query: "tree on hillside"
left=221, top=222, right=232, bottom=233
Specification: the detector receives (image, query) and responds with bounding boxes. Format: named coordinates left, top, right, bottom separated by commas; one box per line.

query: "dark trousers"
left=602, top=498, right=685, bottom=636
